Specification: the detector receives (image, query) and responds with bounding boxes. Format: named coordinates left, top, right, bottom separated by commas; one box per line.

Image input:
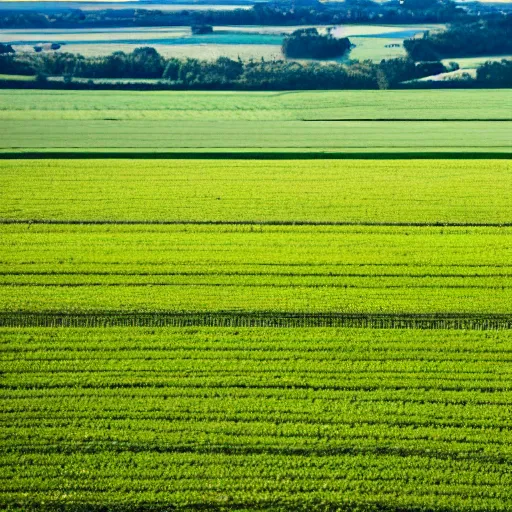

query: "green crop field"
left=2, top=90, right=510, bottom=121
left=1, top=159, right=511, bottom=224
left=2, top=327, right=512, bottom=511
left=1, top=88, right=511, bottom=511
left=0, top=90, right=511, bottom=156
left=1, top=223, right=512, bottom=321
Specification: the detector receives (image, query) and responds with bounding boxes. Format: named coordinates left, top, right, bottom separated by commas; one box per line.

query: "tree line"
left=1, top=46, right=510, bottom=89
left=404, top=16, right=512, bottom=60
left=0, top=48, right=452, bottom=89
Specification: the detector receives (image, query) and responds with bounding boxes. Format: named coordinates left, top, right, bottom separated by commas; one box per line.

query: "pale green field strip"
left=1, top=224, right=511, bottom=316
left=1, top=160, right=511, bottom=225
left=1, top=120, right=510, bottom=155
left=1, top=90, right=510, bottom=121
left=1, top=90, right=511, bottom=156
left=1, top=328, right=511, bottom=511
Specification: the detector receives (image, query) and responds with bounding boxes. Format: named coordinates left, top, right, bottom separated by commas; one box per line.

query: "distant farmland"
left=0, top=90, right=511, bottom=156
left=0, top=23, right=442, bottom=61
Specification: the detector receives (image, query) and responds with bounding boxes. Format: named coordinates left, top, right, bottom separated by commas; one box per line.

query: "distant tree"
left=377, top=57, right=418, bottom=88
left=163, top=58, right=181, bottom=81
left=0, top=43, right=14, bottom=54
left=191, top=24, right=213, bottom=35
left=282, top=28, right=351, bottom=59
left=130, top=47, right=164, bottom=78
left=35, top=71, right=47, bottom=84
left=405, top=18, right=512, bottom=60
left=477, top=59, right=512, bottom=86
left=415, top=60, right=446, bottom=77
left=212, top=57, right=243, bottom=81
left=404, top=37, right=440, bottom=61
left=103, top=51, right=129, bottom=78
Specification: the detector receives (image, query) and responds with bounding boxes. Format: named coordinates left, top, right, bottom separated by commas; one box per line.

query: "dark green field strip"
left=2, top=151, right=512, bottom=160
left=1, top=312, right=512, bottom=329
left=1, top=328, right=511, bottom=511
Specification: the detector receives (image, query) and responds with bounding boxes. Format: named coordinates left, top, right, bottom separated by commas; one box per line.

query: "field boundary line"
left=1, top=312, right=511, bottom=329
left=303, top=118, right=512, bottom=122
left=2, top=220, right=512, bottom=227
left=0, top=151, right=510, bottom=160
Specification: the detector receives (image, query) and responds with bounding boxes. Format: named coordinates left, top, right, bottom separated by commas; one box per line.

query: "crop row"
left=1, top=224, right=511, bottom=316
left=1, top=327, right=511, bottom=510
left=2, top=312, right=512, bottom=329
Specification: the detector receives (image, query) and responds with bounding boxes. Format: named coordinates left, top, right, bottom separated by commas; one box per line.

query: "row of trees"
left=404, top=16, right=512, bottom=60
left=0, top=47, right=450, bottom=89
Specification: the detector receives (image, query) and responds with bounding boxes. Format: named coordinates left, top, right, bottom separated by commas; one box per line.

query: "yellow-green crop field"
left=1, top=89, right=512, bottom=511
left=1, top=159, right=511, bottom=224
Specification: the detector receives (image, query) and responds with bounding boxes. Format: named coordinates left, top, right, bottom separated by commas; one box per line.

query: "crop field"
left=3, top=90, right=510, bottom=121
left=0, top=87, right=511, bottom=510
left=0, top=90, right=511, bottom=156
left=1, top=158, right=511, bottom=325
left=1, top=159, right=511, bottom=224
left=2, top=223, right=512, bottom=322
left=2, top=327, right=512, bottom=511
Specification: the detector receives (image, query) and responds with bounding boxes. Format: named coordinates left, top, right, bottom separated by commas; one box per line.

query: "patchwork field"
left=0, top=23, right=442, bottom=61
left=0, top=90, right=511, bottom=156
left=0, top=88, right=511, bottom=510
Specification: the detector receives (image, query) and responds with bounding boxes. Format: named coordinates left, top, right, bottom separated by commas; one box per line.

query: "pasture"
left=2, top=89, right=510, bottom=121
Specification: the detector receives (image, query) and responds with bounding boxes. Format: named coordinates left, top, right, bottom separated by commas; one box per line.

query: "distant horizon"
left=1, top=0, right=512, bottom=4
left=1, top=0, right=512, bottom=3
